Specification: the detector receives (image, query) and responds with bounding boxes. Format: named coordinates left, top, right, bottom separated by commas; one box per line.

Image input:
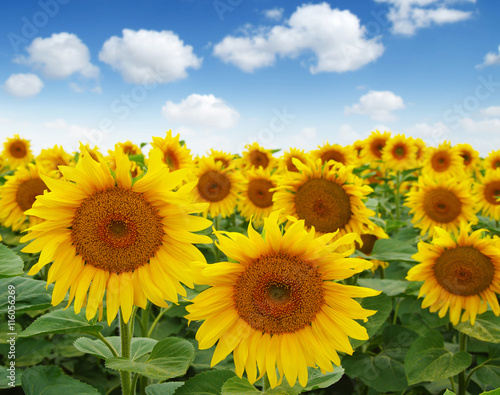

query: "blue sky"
left=1, top=0, right=499, bottom=157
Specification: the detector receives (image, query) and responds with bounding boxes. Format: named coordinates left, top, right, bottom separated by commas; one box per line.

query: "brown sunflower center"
left=234, top=253, right=324, bottom=334
left=393, top=145, right=407, bottom=159
left=484, top=181, right=500, bottom=205
left=197, top=170, right=231, bottom=202
left=249, top=151, right=269, bottom=169
left=434, top=246, right=494, bottom=296
left=355, top=234, right=378, bottom=255
left=9, top=141, right=28, bottom=159
left=431, top=152, right=451, bottom=172
left=370, top=138, right=386, bottom=159
left=295, top=178, right=352, bottom=233
left=163, top=150, right=179, bottom=171
left=460, top=152, right=471, bottom=166
left=423, top=188, right=462, bottom=223
left=71, top=188, right=164, bottom=273
left=15, top=178, right=48, bottom=211
left=248, top=179, right=274, bottom=208
left=214, top=157, right=230, bottom=168
left=320, top=150, right=345, bottom=165
left=494, top=160, right=500, bottom=169
left=286, top=157, right=300, bottom=172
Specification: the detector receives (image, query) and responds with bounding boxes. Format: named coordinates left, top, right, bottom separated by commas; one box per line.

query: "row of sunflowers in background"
left=1, top=130, right=500, bottom=394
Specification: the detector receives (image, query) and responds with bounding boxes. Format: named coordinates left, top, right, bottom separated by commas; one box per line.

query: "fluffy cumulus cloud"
left=480, top=106, right=500, bottom=117
left=213, top=3, right=384, bottom=73
left=99, top=29, right=202, bottom=84
left=344, top=90, right=405, bottom=121
left=263, top=8, right=284, bottom=21
left=476, top=45, right=500, bottom=69
left=3, top=73, right=44, bottom=98
left=404, top=121, right=451, bottom=145
left=15, top=33, right=99, bottom=79
left=161, top=94, right=240, bottom=129
left=460, top=117, right=500, bottom=134
left=375, top=0, right=475, bottom=36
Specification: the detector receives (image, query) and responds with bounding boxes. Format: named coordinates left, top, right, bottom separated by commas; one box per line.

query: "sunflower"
left=407, top=223, right=500, bottom=325
left=106, top=145, right=144, bottom=179
left=36, top=145, right=72, bottom=175
left=311, top=143, right=356, bottom=167
left=351, top=140, right=365, bottom=166
left=0, top=163, right=52, bottom=231
left=421, top=141, right=463, bottom=178
left=474, top=169, right=500, bottom=221
left=2, top=135, right=33, bottom=169
left=411, top=137, right=427, bottom=164
left=238, top=167, right=278, bottom=227
left=185, top=211, right=380, bottom=388
left=362, top=130, right=391, bottom=163
left=150, top=130, right=193, bottom=171
left=381, top=134, right=417, bottom=172
left=240, top=142, right=276, bottom=171
left=206, top=149, right=237, bottom=169
left=355, top=227, right=389, bottom=273
left=455, top=143, right=479, bottom=174
left=77, top=144, right=103, bottom=164
left=193, top=157, right=243, bottom=218
left=274, top=158, right=378, bottom=245
left=21, top=145, right=212, bottom=324
left=278, top=148, right=308, bottom=173
left=117, top=141, right=142, bottom=156
left=405, top=174, right=477, bottom=236
left=483, top=150, right=500, bottom=172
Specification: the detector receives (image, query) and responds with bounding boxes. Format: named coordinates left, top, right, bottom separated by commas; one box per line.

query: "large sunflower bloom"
left=21, top=146, right=212, bottom=324
left=407, top=224, right=500, bottom=325
left=186, top=211, right=380, bottom=388
left=381, top=134, right=418, bottom=172
left=361, top=130, right=391, bottom=163
left=2, top=134, right=33, bottom=169
left=405, top=174, right=477, bottom=236
left=311, top=143, right=356, bottom=167
left=0, top=163, right=52, bottom=231
left=474, top=169, right=500, bottom=221
left=150, top=130, right=193, bottom=171
left=422, top=141, right=464, bottom=178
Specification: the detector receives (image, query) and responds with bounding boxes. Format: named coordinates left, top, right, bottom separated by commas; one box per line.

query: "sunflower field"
left=2, top=130, right=500, bottom=395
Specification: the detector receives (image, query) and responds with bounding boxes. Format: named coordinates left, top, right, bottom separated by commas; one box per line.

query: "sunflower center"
left=234, top=253, right=324, bottom=334
left=434, top=246, right=494, bottom=296
left=495, top=161, right=500, bottom=169
left=431, top=152, right=451, bottom=172
left=71, top=188, right=164, bottom=273
left=164, top=150, right=179, bottom=171
left=355, top=234, right=378, bottom=255
left=484, top=181, right=500, bottom=205
left=321, top=150, right=345, bottom=165
left=461, top=153, right=471, bottom=165
left=249, top=151, right=269, bottom=169
left=423, top=188, right=462, bottom=223
left=248, top=179, right=274, bottom=208
left=370, top=139, right=386, bottom=159
left=9, top=141, right=28, bottom=158
left=286, top=157, right=300, bottom=172
left=295, top=178, right=352, bottom=233
left=393, top=145, right=406, bottom=159
left=197, top=170, right=231, bottom=202
left=15, top=178, right=48, bottom=211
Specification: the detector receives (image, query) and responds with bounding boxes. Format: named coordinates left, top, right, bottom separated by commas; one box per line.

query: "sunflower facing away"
left=407, top=223, right=500, bottom=325
left=422, top=141, right=464, bottom=178
left=381, top=134, right=418, bottom=172
left=150, top=130, right=193, bottom=171
left=2, top=134, right=34, bottom=169
left=21, top=146, right=212, bottom=324
left=405, top=174, right=477, bottom=236
left=474, top=169, right=500, bottom=221
left=186, top=211, right=379, bottom=388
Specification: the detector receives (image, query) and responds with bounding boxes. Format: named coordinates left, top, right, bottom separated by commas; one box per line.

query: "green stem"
left=96, top=332, right=119, bottom=357
left=395, top=171, right=401, bottom=222
left=449, top=377, right=456, bottom=394
left=147, top=307, right=169, bottom=338
left=392, top=298, right=401, bottom=325
left=465, top=358, right=492, bottom=390
left=140, top=302, right=150, bottom=337
left=457, top=332, right=467, bottom=395
left=139, top=375, right=148, bottom=395
left=119, top=310, right=132, bottom=395
left=131, top=373, right=139, bottom=395
left=378, top=265, right=385, bottom=279
left=262, top=373, right=271, bottom=392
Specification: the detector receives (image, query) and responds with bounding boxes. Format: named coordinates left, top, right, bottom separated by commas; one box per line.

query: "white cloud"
left=287, top=127, right=319, bottom=151
left=479, top=106, right=500, bottom=118
left=404, top=121, right=451, bottom=145
left=213, top=3, right=384, bottom=73
left=476, top=45, right=500, bottom=69
left=3, top=73, right=44, bottom=98
left=99, top=29, right=202, bottom=84
left=460, top=117, right=500, bottom=134
left=375, top=0, right=474, bottom=36
left=345, top=90, right=405, bottom=121
left=263, top=8, right=284, bottom=21
left=15, top=33, right=99, bottom=79
left=161, top=94, right=240, bottom=129
left=336, top=124, right=363, bottom=145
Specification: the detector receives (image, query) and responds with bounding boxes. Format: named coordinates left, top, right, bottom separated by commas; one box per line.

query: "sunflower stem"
left=262, top=373, right=271, bottom=392
left=96, top=332, right=119, bottom=357
left=119, top=310, right=133, bottom=395
left=395, top=171, right=401, bottom=222
left=147, top=307, right=168, bottom=338
left=457, top=332, right=467, bottom=395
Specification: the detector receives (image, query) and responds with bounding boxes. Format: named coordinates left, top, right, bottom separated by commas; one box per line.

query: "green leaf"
left=455, top=312, right=500, bottom=343
left=0, top=243, right=24, bottom=278
left=342, top=351, right=408, bottom=392
left=106, top=337, right=194, bottom=380
left=443, top=390, right=456, bottom=395
left=263, top=382, right=301, bottom=395
left=481, top=389, right=500, bottom=395
left=357, top=278, right=410, bottom=296
left=404, top=331, right=472, bottom=385
left=173, top=369, right=236, bottom=394
left=351, top=293, right=392, bottom=348
left=146, top=382, right=185, bottom=395
left=0, top=277, right=53, bottom=314
left=0, top=337, right=54, bottom=367
left=73, top=336, right=157, bottom=360
left=221, top=376, right=260, bottom=394
left=474, top=362, right=500, bottom=391
left=302, top=366, right=344, bottom=391
left=19, top=308, right=103, bottom=337
left=366, top=238, right=417, bottom=262
left=22, top=365, right=99, bottom=394
left=0, top=365, right=22, bottom=389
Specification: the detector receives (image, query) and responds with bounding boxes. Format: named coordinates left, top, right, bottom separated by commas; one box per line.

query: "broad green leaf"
left=474, top=362, right=500, bottom=391
left=351, top=293, right=392, bottom=348
left=264, top=382, right=301, bottom=395
left=173, top=369, right=236, bottom=394
left=399, top=298, right=449, bottom=335
left=382, top=325, right=418, bottom=350
left=481, top=389, right=500, bottom=395
left=0, top=365, right=22, bottom=389
left=443, top=389, right=456, bottom=394
left=146, top=382, right=185, bottom=395
left=357, top=278, right=410, bottom=296
left=19, top=308, right=103, bottom=337
left=302, top=366, right=344, bottom=391
left=221, top=376, right=260, bottom=395
left=455, top=312, right=500, bottom=343
left=0, top=243, right=24, bottom=278
left=22, top=365, right=99, bottom=394
left=0, top=277, right=53, bottom=314
left=106, top=337, right=194, bottom=380
left=366, top=238, right=417, bottom=262
left=74, top=336, right=157, bottom=360
left=342, top=351, right=408, bottom=392
left=405, top=331, right=472, bottom=385
left=0, top=337, right=54, bottom=367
